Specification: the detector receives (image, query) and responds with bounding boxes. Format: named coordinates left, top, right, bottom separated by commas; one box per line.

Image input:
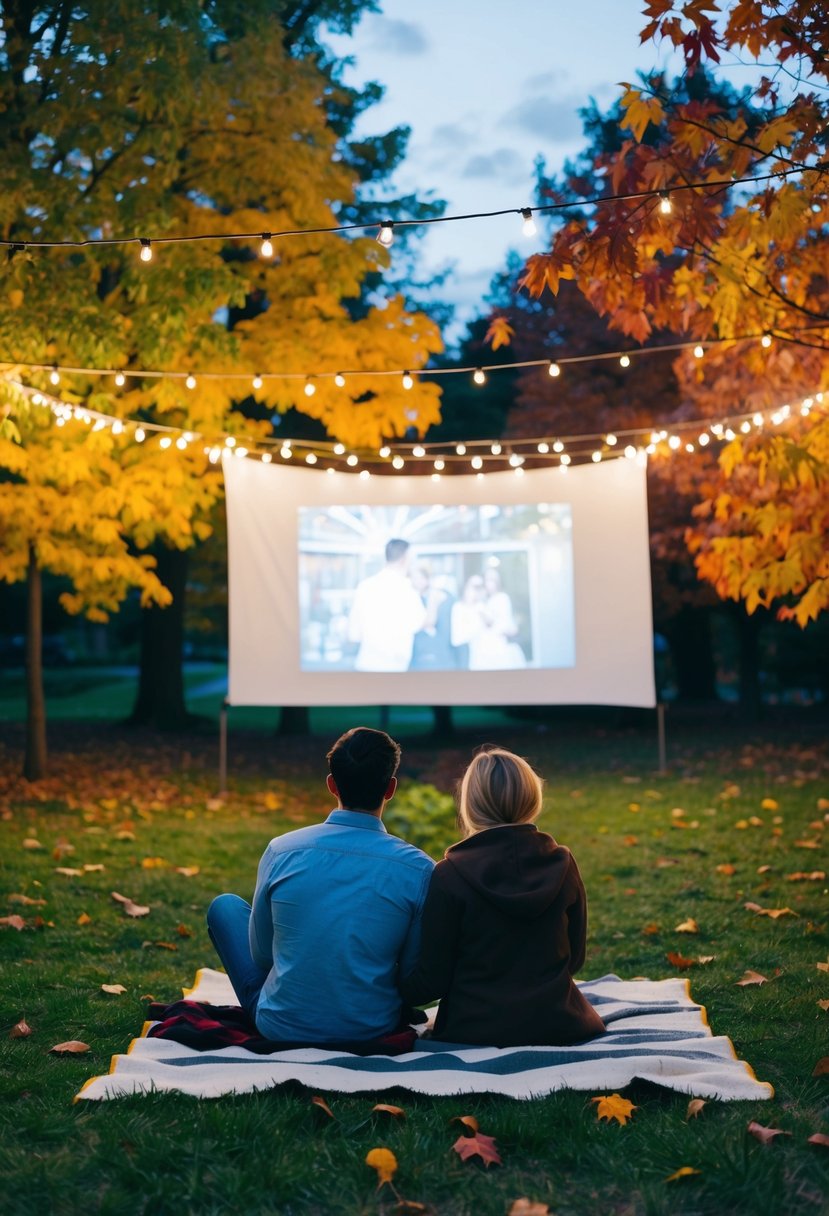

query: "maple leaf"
left=365, top=1147, right=397, bottom=1186
left=747, top=1121, right=791, bottom=1145
left=50, top=1040, right=90, bottom=1054
left=77, top=912, right=92, bottom=925
left=736, top=970, right=768, bottom=986
left=508, top=1201, right=550, bottom=1216
left=9, top=1019, right=32, bottom=1039
left=452, top=1132, right=502, bottom=1167
left=665, top=1166, right=701, bottom=1182
left=111, top=891, right=150, bottom=917
left=675, top=918, right=699, bottom=933
left=591, top=1094, right=637, bottom=1125
left=177, top=923, right=192, bottom=938
left=100, top=984, right=127, bottom=996
left=687, top=1099, right=706, bottom=1120
left=484, top=315, right=515, bottom=351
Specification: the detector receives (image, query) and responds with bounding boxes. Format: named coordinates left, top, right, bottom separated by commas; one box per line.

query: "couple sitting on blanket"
left=207, top=727, right=605, bottom=1049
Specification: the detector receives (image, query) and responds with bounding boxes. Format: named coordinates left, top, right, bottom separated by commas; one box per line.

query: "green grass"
left=1, top=723, right=827, bottom=1215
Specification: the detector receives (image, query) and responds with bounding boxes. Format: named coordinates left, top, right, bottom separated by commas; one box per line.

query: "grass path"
left=1, top=723, right=827, bottom=1215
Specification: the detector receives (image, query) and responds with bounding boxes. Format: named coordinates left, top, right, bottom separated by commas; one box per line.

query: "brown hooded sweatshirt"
left=399, top=824, right=605, bottom=1047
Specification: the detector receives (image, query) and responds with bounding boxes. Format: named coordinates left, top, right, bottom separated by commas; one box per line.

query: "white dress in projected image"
left=450, top=584, right=527, bottom=671
left=347, top=567, right=427, bottom=671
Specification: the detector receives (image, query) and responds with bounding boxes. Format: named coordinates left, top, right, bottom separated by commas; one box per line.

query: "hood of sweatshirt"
left=443, top=824, right=572, bottom=919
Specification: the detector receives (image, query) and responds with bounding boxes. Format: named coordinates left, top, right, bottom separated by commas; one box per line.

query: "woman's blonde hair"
left=458, top=748, right=543, bottom=835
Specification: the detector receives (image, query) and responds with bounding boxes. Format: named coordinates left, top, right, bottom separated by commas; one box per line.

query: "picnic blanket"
left=75, top=968, right=773, bottom=1103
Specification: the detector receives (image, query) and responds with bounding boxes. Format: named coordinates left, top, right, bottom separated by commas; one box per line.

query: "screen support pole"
left=379, top=704, right=390, bottom=732
left=219, top=699, right=229, bottom=795
left=656, top=702, right=667, bottom=774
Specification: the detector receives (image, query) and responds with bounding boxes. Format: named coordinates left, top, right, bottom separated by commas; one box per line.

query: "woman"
left=400, top=748, right=605, bottom=1047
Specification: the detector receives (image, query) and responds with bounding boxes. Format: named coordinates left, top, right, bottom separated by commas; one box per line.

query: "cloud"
left=522, top=70, right=570, bottom=93
left=366, top=16, right=430, bottom=55
left=431, top=122, right=475, bottom=151
left=461, top=148, right=529, bottom=182
left=501, top=96, right=583, bottom=143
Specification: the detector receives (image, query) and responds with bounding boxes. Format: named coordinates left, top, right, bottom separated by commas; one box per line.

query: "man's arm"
left=399, top=868, right=461, bottom=1006
left=248, top=845, right=276, bottom=971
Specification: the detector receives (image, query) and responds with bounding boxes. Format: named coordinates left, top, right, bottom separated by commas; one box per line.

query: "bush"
left=383, top=782, right=457, bottom=858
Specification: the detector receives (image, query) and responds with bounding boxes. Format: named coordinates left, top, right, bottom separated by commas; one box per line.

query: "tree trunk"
left=130, top=545, right=191, bottom=730
left=431, top=705, right=454, bottom=737
left=277, top=706, right=310, bottom=734
left=666, top=607, right=717, bottom=701
left=24, top=543, right=47, bottom=780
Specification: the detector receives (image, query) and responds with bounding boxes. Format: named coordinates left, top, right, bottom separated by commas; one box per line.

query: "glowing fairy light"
left=304, top=379, right=315, bottom=397
left=376, top=222, right=394, bottom=248
left=548, top=361, right=561, bottom=378
left=471, top=455, right=483, bottom=470
left=185, top=373, right=197, bottom=390
left=252, top=374, right=263, bottom=390
left=334, top=373, right=346, bottom=388
left=619, top=354, right=631, bottom=368
left=412, top=444, right=425, bottom=457
left=473, top=368, right=486, bottom=385
left=139, top=239, right=153, bottom=262
left=402, top=372, right=414, bottom=390
left=346, top=453, right=359, bottom=467
left=659, top=192, right=672, bottom=215
left=260, top=234, right=274, bottom=258
left=521, top=208, right=537, bottom=237
left=114, top=371, right=126, bottom=387
left=392, top=456, right=404, bottom=469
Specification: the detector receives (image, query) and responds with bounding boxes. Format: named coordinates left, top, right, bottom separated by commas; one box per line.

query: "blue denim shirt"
left=249, top=809, right=434, bottom=1041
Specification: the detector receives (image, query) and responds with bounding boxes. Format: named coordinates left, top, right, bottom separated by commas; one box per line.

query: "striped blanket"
left=76, top=968, right=772, bottom=1103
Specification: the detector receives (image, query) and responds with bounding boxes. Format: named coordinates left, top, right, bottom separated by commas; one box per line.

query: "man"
left=206, top=727, right=434, bottom=1043
left=347, top=538, right=426, bottom=671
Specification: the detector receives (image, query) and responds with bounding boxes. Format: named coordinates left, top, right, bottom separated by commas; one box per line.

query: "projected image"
left=298, top=503, right=575, bottom=673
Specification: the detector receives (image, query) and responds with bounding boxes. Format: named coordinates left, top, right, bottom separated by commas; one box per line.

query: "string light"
left=548, top=361, right=561, bottom=378
left=434, top=458, right=445, bottom=471
left=560, top=453, right=571, bottom=466
left=402, top=371, right=414, bottom=390
left=252, top=374, right=263, bottom=390
left=455, top=443, right=466, bottom=455
left=392, top=456, right=404, bottom=469
left=668, top=435, right=681, bottom=450
left=304, top=378, right=315, bottom=397
left=752, top=412, right=764, bottom=426
left=134, top=427, right=146, bottom=442
left=359, top=468, right=370, bottom=480
left=176, top=436, right=188, bottom=450
left=693, top=344, right=704, bottom=359
left=619, top=354, right=631, bottom=368
left=159, top=436, right=172, bottom=449
left=50, top=366, right=60, bottom=386
left=139, top=239, right=153, bottom=263
left=521, top=208, right=537, bottom=237
left=260, top=234, right=274, bottom=259
left=225, top=436, right=236, bottom=447
left=376, top=222, right=394, bottom=248
left=553, top=440, right=564, bottom=453
left=698, top=432, right=710, bottom=445
left=624, top=444, right=637, bottom=458
left=473, top=368, right=486, bottom=385
left=334, top=373, right=346, bottom=388
left=333, top=442, right=345, bottom=456
left=606, top=433, right=617, bottom=446
left=114, top=371, right=126, bottom=387
left=261, top=451, right=272, bottom=463
left=591, top=451, right=601, bottom=462
left=491, top=442, right=502, bottom=455
left=471, top=456, right=483, bottom=470
left=412, top=444, right=425, bottom=457
left=659, top=192, right=672, bottom=215
left=185, top=373, right=197, bottom=390
left=379, top=445, right=391, bottom=458
left=761, top=333, right=773, bottom=348
left=537, top=442, right=549, bottom=454
left=111, top=420, right=124, bottom=436
left=346, top=453, right=359, bottom=466
left=305, top=452, right=317, bottom=464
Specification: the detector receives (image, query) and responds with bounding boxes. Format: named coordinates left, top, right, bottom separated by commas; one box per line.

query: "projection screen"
left=224, top=457, right=655, bottom=708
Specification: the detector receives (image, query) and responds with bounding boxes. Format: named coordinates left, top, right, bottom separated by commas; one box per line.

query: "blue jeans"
left=206, top=894, right=270, bottom=1022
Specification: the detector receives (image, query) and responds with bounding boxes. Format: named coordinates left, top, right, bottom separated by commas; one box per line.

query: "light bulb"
left=553, top=440, right=564, bottom=453
left=304, top=379, right=316, bottom=397
left=208, top=447, right=221, bottom=463
left=139, top=239, right=153, bottom=262
left=508, top=453, right=523, bottom=467
left=471, top=455, right=483, bottom=470
left=333, top=443, right=346, bottom=455
left=591, top=451, right=601, bottom=462
left=685, top=442, right=695, bottom=452
left=659, top=193, right=672, bottom=215
left=761, top=333, right=772, bottom=348
left=176, top=436, right=188, bottom=450
left=521, top=208, right=537, bottom=237
left=346, top=453, right=359, bottom=467
left=693, top=344, right=704, bottom=359
left=514, top=466, right=524, bottom=476
left=114, top=371, right=126, bottom=387
left=376, top=222, right=394, bottom=248
left=261, top=451, right=272, bottom=463
left=260, top=234, right=273, bottom=259
left=560, top=453, right=571, bottom=466
left=537, top=442, right=549, bottom=454
left=740, top=420, right=751, bottom=433
left=619, top=354, right=631, bottom=368
left=624, top=444, right=636, bottom=459
left=752, top=413, right=764, bottom=426
left=305, top=452, right=317, bottom=464
left=111, top=420, right=124, bottom=436
left=800, top=403, right=811, bottom=416
left=185, top=373, right=197, bottom=390
left=455, top=443, right=466, bottom=456
left=434, top=458, right=445, bottom=471
left=392, top=456, right=404, bottom=470
left=234, top=447, right=248, bottom=458
left=412, top=444, right=425, bottom=457
left=724, top=427, right=736, bottom=440
left=548, top=361, right=561, bottom=378
left=668, top=435, right=681, bottom=450
left=379, top=445, right=391, bottom=458
left=606, top=433, right=617, bottom=446
left=280, top=444, right=293, bottom=459
left=225, top=436, right=236, bottom=447
left=134, top=427, right=146, bottom=443
left=359, top=469, right=370, bottom=480
left=159, top=436, right=172, bottom=449
left=491, top=442, right=502, bottom=455
left=252, top=374, right=263, bottom=390
left=334, top=373, right=346, bottom=388
left=473, top=368, right=486, bottom=385
left=402, top=372, right=414, bottom=390
left=49, top=367, right=60, bottom=386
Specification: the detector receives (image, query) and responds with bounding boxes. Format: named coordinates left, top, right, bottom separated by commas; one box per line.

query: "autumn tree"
left=0, top=0, right=444, bottom=759
left=514, top=1, right=829, bottom=629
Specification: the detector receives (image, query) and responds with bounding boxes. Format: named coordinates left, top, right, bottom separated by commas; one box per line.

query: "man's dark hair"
left=385, top=538, right=409, bottom=563
left=327, top=727, right=402, bottom=811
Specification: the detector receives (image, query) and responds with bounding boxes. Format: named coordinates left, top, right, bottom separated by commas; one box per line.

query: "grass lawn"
left=0, top=718, right=827, bottom=1215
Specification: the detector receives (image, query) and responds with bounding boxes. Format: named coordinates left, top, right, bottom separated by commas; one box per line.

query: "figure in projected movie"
left=409, top=564, right=460, bottom=671
left=451, top=567, right=527, bottom=670
left=348, top=538, right=427, bottom=671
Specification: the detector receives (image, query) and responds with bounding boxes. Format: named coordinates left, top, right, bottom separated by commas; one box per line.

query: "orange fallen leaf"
left=756, top=865, right=772, bottom=874
left=365, top=1147, right=397, bottom=1186
left=111, top=891, right=150, bottom=917
left=697, top=955, right=715, bottom=965
left=372, top=1104, right=406, bottom=1119
left=591, top=1094, right=637, bottom=1125
left=794, top=839, right=820, bottom=848
left=642, top=923, right=660, bottom=935
left=0, top=915, right=26, bottom=931
left=310, top=1095, right=335, bottom=1119
left=175, top=866, right=200, bottom=877
left=675, top=919, right=699, bottom=933
left=176, top=923, right=192, bottom=938
left=812, top=1058, right=829, bottom=1076
left=9, top=1019, right=32, bottom=1039
left=101, top=984, right=127, bottom=996
left=54, top=867, right=83, bottom=877
left=744, top=902, right=797, bottom=919
left=141, top=940, right=177, bottom=951
left=665, top=1166, right=701, bottom=1182
left=50, top=1040, right=90, bottom=1054
left=394, top=1202, right=428, bottom=1214
left=22, top=838, right=43, bottom=850
left=808, top=1133, right=829, bottom=1148
left=736, top=970, right=768, bottom=986
left=508, top=1201, right=550, bottom=1216
left=735, top=820, right=749, bottom=830
left=452, top=1132, right=502, bottom=1167
left=82, top=863, right=105, bottom=872
left=656, top=857, right=678, bottom=867
left=760, top=798, right=779, bottom=811
left=52, top=841, right=75, bottom=860
left=451, top=1115, right=479, bottom=1134
left=787, top=872, right=825, bottom=881
left=686, top=1099, right=706, bottom=1120
left=114, top=829, right=136, bottom=841
left=817, top=962, right=829, bottom=973
left=747, top=1121, right=791, bottom=1145
left=8, top=894, right=46, bottom=906
left=141, top=857, right=169, bottom=869
left=716, top=864, right=736, bottom=876
left=76, top=912, right=92, bottom=926
left=623, top=835, right=638, bottom=846
left=666, top=951, right=696, bottom=970
left=817, top=1000, right=829, bottom=1012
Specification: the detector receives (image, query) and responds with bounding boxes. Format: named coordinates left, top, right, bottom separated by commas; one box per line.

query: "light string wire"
left=1, top=164, right=825, bottom=254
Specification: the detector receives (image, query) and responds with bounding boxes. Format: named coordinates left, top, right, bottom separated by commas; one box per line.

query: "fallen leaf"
left=787, top=872, right=825, bottom=881
left=794, top=839, right=821, bottom=848
left=744, top=902, right=797, bottom=919
left=141, top=857, right=168, bottom=869
left=54, top=867, right=83, bottom=877
left=735, top=820, right=749, bottom=830
left=675, top=918, right=699, bottom=933
left=176, top=923, right=192, bottom=938
left=665, top=1166, right=701, bottom=1182
left=817, top=1000, right=829, bottom=1012
left=815, top=962, right=829, bottom=973
left=666, top=951, right=696, bottom=970
left=756, top=865, right=772, bottom=875
left=372, top=1104, right=406, bottom=1119
left=50, top=1040, right=90, bottom=1054
left=697, top=955, right=715, bottom=965
left=808, top=1133, right=829, bottom=1148
left=736, top=970, right=768, bottom=986
left=76, top=912, right=92, bottom=925
left=365, top=1147, right=397, bottom=1186
left=508, top=1201, right=550, bottom=1216
left=452, top=1132, right=502, bottom=1167
left=623, top=835, right=638, bottom=846
left=0, top=915, right=26, bottom=931
left=812, top=1058, right=829, bottom=1076
left=716, top=864, right=736, bottom=876
left=205, top=797, right=224, bottom=811
left=591, top=1094, right=637, bottom=1125
left=310, top=1095, right=335, bottom=1119
left=114, top=830, right=136, bottom=841
left=141, top=940, right=177, bottom=951
left=83, top=863, right=105, bottom=872
left=22, top=838, right=43, bottom=850
left=7, top=894, right=46, bottom=906
left=101, top=984, right=127, bottom=996
left=175, top=866, right=200, bottom=877
left=686, top=1099, right=706, bottom=1120
left=748, top=1121, right=791, bottom=1145
left=9, top=1019, right=32, bottom=1039
left=261, top=791, right=282, bottom=811
left=111, top=891, right=150, bottom=917
left=451, top=1115, right=479, bottom=1134
left=760, top=798, right=779, bottom=811
left=656, top=857, right=678, bottom=867
left=642, top=922, right=660, bottom=935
